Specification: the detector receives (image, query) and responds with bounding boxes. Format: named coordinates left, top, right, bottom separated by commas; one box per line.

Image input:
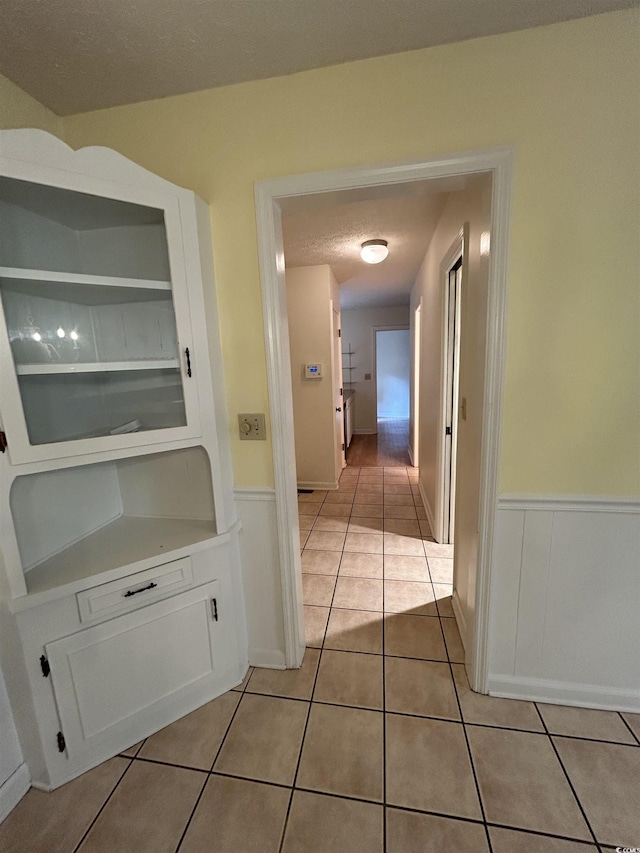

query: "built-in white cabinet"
left=0, top=130, right=247, bottom=791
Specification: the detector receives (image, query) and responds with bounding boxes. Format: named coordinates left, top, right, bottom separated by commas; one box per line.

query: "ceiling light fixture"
left=360, top=239, right=389, bottom=264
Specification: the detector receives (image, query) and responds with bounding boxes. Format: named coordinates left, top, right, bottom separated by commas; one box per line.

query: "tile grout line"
left=279, top=481, right=341, bottom=853
left=72, top=750, right=136, bottom=853
left=533, top=703, right=603, bottom=852
left=442, top=614, right=494, bottom=853
left=617, top=712, right=640, bottom=746
left=173, top=678, right=250, bottom=852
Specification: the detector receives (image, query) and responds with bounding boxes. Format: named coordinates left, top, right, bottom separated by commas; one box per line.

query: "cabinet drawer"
left=76, top=557, right=193, bottom=623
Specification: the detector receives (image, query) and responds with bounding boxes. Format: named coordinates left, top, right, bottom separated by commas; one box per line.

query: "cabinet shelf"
left=0, top=266, right=172, bottom=305
left=15, top=359, right=180, bottom=376
left=23, top=516, right=218, bottom=599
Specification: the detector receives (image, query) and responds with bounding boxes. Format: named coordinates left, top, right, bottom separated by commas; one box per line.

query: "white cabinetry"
left=0, top=130, right=247, bottom=790
left=344, top=392, right=355, bottom=449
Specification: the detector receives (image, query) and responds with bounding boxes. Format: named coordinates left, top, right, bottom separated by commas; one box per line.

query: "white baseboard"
left=451, top=588, right=467, bottom=651
left=354, top=429, right=377, bottom=435
left=0, top=763, right=30, bottom=824
left=417, top=480, right=437, bottom=537
left=488, top=674, right=640, bottom=713
left=407, top=445, right=415, bottom=467
left=297, top=481, right=338, bottom=491
left=248, top=649, right=286, bottom=669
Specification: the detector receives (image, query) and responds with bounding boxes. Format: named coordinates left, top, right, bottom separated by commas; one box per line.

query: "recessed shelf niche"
left=10, top=446, right=216, bottom=595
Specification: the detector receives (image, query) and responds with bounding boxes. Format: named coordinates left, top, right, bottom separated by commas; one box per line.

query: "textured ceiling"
left=282, top=178, right=469, bottom=310
left=0, top=0, right=633, bottom=115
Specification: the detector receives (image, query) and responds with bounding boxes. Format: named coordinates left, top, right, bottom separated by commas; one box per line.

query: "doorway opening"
left=375, top=327, right=411, bottom=421
left=255, top=149, right=512, bottom=694
left=345, top=324, right=412, bottom=468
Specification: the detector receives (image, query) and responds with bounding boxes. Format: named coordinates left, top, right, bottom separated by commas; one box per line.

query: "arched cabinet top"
left=0, top=128, right=183, bottom=196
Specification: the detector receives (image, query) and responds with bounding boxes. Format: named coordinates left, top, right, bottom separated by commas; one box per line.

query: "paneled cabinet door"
left=0, top=152, right=202, bottom=465
left=45, top=582, right=224, bottom=774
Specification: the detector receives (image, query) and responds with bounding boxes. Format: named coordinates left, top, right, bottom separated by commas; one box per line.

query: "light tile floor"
left=2, top=466, right=639, bottom=852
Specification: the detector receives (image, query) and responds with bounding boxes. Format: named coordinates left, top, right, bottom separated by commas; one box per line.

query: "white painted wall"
left=410, top=176, right=492, bottom=658
left=286, top=265, right=341, bottom=489
left=488, top=497, right=640, bottom=711
left=376, top=329, right=410, bottom=417
left=341, top=305, right=410, bottom=433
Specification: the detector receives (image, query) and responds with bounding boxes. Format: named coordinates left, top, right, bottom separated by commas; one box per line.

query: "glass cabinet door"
left=0, top=175, right=198, bottom=460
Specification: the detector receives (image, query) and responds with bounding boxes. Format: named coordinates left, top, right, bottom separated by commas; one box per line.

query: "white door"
left=442, top=261, right=462, bottom=544
left=331, top=306, right=345, bottom=475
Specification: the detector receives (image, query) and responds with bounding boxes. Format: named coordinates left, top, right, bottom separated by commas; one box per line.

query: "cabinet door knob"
left=336, top=407, right=342, bottom=412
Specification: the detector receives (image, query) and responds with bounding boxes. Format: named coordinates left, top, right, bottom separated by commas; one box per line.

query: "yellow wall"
left=0, top=74, right=64, bottom=137
left=6, top=9, right=640, bottom=494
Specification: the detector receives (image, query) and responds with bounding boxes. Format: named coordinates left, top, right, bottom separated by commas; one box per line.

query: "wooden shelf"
left=0, top=266, right=172, bottom=305
left=16, top=359, right=180, bottom=376
left=23, top=515, right=218, bottom=597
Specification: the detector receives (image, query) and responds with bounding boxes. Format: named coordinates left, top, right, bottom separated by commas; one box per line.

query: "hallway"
left=346, top=418, right=411, bottom=467
left=0, top=467, right=637, bottom=851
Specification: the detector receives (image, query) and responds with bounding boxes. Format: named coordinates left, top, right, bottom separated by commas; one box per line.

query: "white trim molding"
left=353, top=429, right=377, bottom=435
left=0, top=763, right=30, bottom=824
left=435, top=228, right=465, bottom=546
left=233, top=487, right=277, bottom=502
left=488, top=675, right=640, bottom=713
left=499, top=494, right=640, bottom=513
left=255, top=147, right=514, bottom=683
left=488, top=494, right=640, bottom=711
left=418, top=480, right=437, bottom=542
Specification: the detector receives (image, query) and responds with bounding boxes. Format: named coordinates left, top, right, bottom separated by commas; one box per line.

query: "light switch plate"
left=238, top=413, right=266, bottom=440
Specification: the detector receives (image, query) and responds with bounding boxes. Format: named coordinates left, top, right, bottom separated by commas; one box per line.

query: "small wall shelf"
left=342, top=344, right=355, bottom=386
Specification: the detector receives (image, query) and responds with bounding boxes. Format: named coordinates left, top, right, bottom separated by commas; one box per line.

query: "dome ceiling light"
left=360, top=239, right=389, bottom=264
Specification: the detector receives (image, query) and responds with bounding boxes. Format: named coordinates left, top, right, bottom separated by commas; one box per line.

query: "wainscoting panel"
left=234, top=489, right=286, bottom=669
left=0, top=662, right=28, bottom=822
left=488, top=496, right=640, bottom=711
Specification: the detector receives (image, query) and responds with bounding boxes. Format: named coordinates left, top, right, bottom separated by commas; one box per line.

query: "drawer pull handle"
left=124, top=582, right=158, bottom=598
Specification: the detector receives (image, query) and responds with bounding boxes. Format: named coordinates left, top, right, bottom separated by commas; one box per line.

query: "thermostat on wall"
left=304, top=363, right=323, bottom=379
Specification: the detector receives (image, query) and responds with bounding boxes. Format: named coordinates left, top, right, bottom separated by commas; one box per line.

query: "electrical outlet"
left=238, top=413, right=266, bottom=440
left=364, top=373, right=372, bottom=380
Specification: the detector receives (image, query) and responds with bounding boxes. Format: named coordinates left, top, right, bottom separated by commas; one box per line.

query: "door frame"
left=436, top=229, right=466, bottom=545
left=410, top=301, right=422, bottom=468
left=255, top=148, right=512, bottom=691
left=331, top=301, right=346, bottom=475
left=373, top=325, right=411, bottom=421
